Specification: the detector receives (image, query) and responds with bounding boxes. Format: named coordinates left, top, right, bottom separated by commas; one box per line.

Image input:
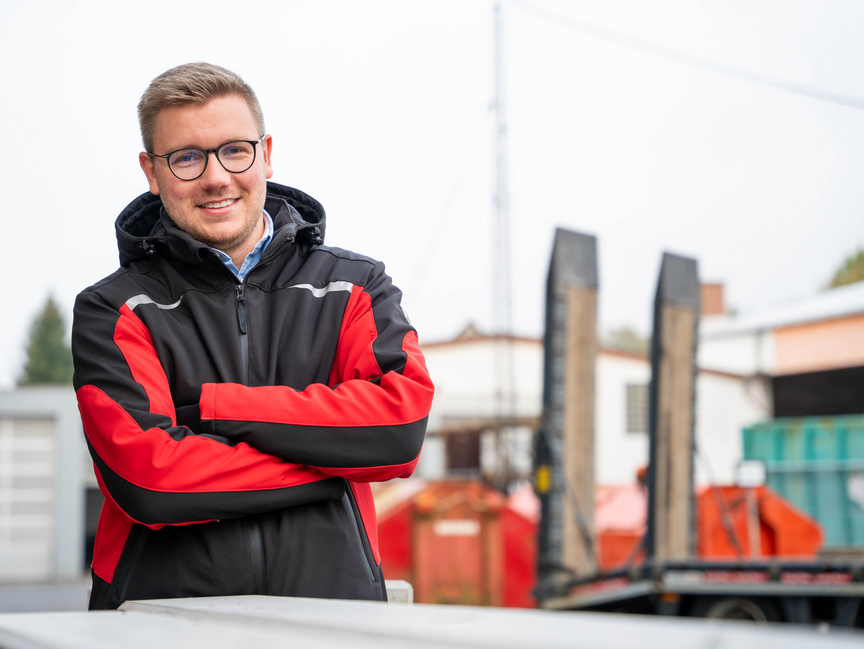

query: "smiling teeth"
left=202, top=199, right=235, bottom=209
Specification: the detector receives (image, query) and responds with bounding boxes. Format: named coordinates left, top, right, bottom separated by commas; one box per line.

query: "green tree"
left=18, top=295, right=74, bottom=385
left=828, top=249, right=864, bottom=288
left=603, top=326, right=649, bottom=354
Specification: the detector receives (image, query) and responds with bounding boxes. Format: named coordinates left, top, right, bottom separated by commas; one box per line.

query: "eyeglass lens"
left=168, top=141, right=257, bottom=180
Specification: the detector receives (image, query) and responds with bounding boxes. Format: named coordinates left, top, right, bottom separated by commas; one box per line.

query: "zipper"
left=235, top=283, right=249, bottom=385
left=235, top=280, right=264, bottom=592
left=227, top=227, right=298, bottom=382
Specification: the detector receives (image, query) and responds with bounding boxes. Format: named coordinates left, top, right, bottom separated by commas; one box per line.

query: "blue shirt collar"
left=209, top=210, right=274, bottom=281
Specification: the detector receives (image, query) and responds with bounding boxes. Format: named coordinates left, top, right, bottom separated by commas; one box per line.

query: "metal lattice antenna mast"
left=493, top=0, right=516, bottom=489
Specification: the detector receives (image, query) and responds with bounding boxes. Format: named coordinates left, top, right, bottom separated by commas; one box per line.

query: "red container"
left=375, top=480, right=538, bottom=607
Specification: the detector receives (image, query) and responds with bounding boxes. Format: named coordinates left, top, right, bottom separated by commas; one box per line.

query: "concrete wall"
left=693, top=371, right=771, bottom=485
left=699, top=328, right=775, bottom=376
left=422, top=336, right=543, bottom=430
left=594, top=351, right=650, bottom=485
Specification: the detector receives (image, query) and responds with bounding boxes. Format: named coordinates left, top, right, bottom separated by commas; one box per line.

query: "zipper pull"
left=236, top=285, right=248, bottom=335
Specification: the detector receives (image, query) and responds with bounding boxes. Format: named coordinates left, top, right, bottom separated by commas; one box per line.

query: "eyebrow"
left=159, top=137, right=258, bottom=153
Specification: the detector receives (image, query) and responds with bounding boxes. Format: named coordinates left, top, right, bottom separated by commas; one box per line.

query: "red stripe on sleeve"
left=116, top=304, right=175, bottom=421
left=202, top=330, right=432, bottom=429
left=328, top=285, right=381, bottom=385
left=80, top=385, right=331, bottom=495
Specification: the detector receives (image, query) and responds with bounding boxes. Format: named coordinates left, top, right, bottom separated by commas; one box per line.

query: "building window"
left=626, top=384, right=649, bottom=433
left=446, top=430, right=481, bottom=475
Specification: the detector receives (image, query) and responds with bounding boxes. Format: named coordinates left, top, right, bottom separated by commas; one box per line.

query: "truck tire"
left=692, top=597, right=779, bottom=622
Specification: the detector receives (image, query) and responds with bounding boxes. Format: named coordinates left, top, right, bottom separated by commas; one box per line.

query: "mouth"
left=199, top=198, right=237, bottom=209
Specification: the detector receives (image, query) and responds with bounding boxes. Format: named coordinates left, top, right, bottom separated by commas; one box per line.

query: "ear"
left=261, top=135, right=274, bottom=180
left=139, top=152, right=161, bottom=195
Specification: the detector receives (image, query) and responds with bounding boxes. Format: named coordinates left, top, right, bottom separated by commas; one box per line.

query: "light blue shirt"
left=210, top=210, right=274, bottom=281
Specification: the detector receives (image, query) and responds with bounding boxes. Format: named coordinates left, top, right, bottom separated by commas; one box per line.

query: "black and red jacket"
left=72, top=182, right=433, bottom=609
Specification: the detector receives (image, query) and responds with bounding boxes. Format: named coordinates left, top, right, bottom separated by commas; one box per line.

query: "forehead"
left=152, top=94, right=258, bottom=151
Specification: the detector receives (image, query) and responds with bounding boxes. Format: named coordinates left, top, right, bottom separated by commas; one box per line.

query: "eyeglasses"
left=147, top=136, right=266, bottom=181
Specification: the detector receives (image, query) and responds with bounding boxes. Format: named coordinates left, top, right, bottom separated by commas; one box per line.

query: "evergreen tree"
left=18, top=295, right=74, bottom=385
left=828, top=249, right=864, bottom=288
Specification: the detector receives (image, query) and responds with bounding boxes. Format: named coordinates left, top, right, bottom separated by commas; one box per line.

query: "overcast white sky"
left=2, top=0, right=864, bottom=389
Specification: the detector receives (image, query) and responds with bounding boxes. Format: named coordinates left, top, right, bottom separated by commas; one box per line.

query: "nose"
left=198, top=150, right=232, bottom=189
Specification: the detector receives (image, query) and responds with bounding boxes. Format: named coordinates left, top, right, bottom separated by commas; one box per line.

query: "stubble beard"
left=162, top=184, right=267, bottom=261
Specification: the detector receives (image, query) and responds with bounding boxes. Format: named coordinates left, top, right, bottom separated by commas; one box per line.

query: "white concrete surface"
left=0, top=595, right=861, bottom=648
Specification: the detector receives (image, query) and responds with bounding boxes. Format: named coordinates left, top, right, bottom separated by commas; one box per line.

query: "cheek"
left=158, top=182, right=192, bottom=206
left=240, top=173, right=267, bottom=195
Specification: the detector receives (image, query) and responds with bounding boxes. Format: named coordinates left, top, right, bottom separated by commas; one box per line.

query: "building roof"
left=422, top=325, right=748, bottom=380
left=421, top=323, right=541, bottom=349
left=702, top=281, right=864, bottom=338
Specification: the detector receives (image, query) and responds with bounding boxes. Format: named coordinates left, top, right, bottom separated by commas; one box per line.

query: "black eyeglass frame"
left=147, top=135, right=267, bottom=181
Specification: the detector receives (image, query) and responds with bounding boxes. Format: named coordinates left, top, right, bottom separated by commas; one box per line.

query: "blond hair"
left=138, top=62, right=265, bottom=153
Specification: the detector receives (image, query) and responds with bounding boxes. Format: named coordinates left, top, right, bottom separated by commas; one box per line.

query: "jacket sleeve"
left=199, top=262, right=435, bottom=482
left=72, top=290, right=345, bottom=530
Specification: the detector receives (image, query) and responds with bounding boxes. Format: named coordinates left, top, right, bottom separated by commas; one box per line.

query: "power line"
left=511, top=0, right=864, bottom=111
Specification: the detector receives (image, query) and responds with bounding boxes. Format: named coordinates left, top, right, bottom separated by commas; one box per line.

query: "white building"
left=419, top=321, right=770, bottom=488
left=700, top=280, right=864, bottom=418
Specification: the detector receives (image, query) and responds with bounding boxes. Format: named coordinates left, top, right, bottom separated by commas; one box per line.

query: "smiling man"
left=72, top=62, right=434, bottom=610
left=139, top=94, right=272, bottom=267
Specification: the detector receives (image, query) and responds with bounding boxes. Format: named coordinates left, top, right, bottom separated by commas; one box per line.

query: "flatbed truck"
left=534, top=236, right=864, bottom=628
left=539, top=559, right=864, bottom=627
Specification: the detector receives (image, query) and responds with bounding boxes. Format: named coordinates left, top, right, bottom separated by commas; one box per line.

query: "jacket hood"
left=115, top=182, right=326, bottom=268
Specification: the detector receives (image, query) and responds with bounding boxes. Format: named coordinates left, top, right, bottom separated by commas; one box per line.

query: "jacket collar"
left=114, top=182, right=326, bottom=269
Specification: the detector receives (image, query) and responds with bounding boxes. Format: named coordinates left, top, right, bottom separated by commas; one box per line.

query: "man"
left=72, top=62, right=434, bottom=610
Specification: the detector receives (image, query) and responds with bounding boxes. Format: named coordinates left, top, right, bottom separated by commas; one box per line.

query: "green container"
left=743, top=415, right=864, bottom=548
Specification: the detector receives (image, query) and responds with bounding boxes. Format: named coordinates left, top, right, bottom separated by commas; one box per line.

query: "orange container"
left=697, top=485, right=823, bottom=559
left=593, top=483, right=824, bottom=570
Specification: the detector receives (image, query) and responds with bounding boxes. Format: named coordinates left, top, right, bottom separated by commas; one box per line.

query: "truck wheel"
left=694, top=597, right=778, bottom=622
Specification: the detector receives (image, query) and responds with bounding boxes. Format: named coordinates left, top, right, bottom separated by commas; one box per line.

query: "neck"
left=223, top=214, right=266, bottom=269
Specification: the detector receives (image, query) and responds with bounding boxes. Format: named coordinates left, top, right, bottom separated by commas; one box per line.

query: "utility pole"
left=492, top=0, right=517, bottom=490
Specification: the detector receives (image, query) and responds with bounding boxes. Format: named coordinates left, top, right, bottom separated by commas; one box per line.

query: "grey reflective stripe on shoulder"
left=289, top=281, right=354, bottom=298
left=125, top=295, right=183, bottom=311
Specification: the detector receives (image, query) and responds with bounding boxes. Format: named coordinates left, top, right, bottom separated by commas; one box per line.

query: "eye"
left=170, top=149, right=203, bottom=168
left=220, top=142, right=253, bottom=159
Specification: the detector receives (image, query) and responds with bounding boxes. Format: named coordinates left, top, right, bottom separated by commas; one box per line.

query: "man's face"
left=139, top=94, right=273, bottom=262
